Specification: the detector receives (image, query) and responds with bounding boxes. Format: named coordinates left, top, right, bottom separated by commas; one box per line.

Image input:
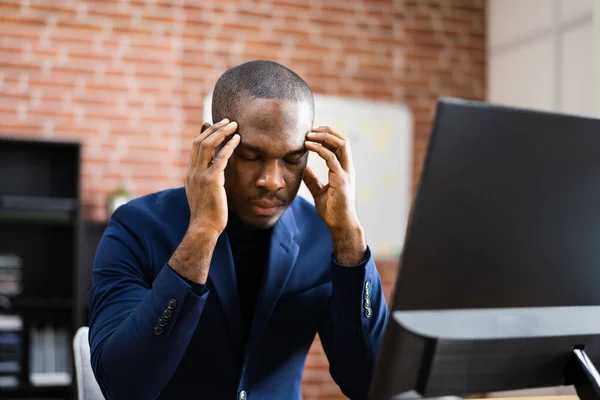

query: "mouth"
left=250, top=200, right=285, bottom=217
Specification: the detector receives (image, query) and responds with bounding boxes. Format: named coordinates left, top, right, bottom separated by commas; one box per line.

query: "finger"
left=212, top=134, right=241, bottom=169
left=198, top=121, right=238, bottom=168
left=198, top=118, right=230, bottom=143
left=188, top=132, right=204, bottom=171
left=306, top=131, right=345, bottom=151
left=312, top=125, right=345, bottom=141
left=305, top=141, right=344, bottom=176
left=306, top=131, right=351, bottom=170
left=302, top=165, right=323, bottom=197
left=189, top=119, right=229, bottom=170
left=309, top=129, right=354, bottom=172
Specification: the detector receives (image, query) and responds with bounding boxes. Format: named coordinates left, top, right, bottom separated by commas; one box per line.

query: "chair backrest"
left=73, top=327, right=105, bottom=400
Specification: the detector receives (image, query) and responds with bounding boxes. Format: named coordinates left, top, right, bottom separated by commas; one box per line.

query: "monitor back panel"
left=395, top=99, right=600, bottom=311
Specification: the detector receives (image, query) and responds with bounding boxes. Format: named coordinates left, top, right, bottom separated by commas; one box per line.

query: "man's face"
left=222, top=97, right=313, bottom=229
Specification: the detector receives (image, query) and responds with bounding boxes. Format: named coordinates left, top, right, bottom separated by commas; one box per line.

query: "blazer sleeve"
left=87, top=204, right=208, bottom=400
left=318, top=247, right=389, bottom=400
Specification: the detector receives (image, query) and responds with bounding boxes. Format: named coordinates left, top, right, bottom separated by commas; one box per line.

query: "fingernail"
left=227, top=121, right=237, bottom=126
left=307, top=132, right=316, bottom=137
left=220, top=118, right=229, bottom=123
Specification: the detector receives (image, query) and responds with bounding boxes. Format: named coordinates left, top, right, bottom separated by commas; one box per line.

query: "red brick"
left=0, top=1, right=485, bottom=397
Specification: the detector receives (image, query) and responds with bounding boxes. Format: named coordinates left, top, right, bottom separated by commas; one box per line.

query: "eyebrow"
left=238, top=140, right=306, bottom=157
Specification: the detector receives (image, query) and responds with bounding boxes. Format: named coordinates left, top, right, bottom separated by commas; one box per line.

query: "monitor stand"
left=564, top=348, right=600, bottom=400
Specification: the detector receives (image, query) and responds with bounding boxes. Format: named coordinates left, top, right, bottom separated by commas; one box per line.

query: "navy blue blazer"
left=87, top=187, right=388, bottom=399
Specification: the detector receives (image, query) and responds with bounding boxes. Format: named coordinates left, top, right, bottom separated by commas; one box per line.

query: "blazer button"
left=363, top=290, right=370, bottom=301
left=167, top=299, right=177, bottom=310
left=238, top=390, right=247, bottom=400
left=162, top=309, right=173, bottom=319
left=364, top=298, right=371, bottom=308
left=153, top=325, right=164, bottom=335
left=365, top=281, right=370, bottom=290
left=364, top=307, right=373, bottom=318
left=158, top=317, right=168, bottom=327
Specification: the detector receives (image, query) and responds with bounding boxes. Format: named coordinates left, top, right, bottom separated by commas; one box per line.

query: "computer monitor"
left=369, top=98, right=600, bottom=400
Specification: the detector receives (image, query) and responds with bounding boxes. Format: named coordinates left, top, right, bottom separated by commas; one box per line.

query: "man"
left=87, top=60, right=388, bottom=400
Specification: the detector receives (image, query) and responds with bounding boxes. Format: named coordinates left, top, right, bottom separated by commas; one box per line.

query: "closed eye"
left=285, top=158, right=302, bottom=166
left=236, top=149, right=261, bottom=162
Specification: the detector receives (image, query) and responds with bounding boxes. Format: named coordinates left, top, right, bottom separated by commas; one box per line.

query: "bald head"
left=211, top=60, right=314, bottom=124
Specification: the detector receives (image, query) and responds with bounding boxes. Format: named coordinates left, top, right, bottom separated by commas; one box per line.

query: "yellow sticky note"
left=374, top=135, right=390, bottom=151
left=377, top=243, right=393, bottom=257
left=359, top=120, right=371, bottom=136
left=358, top=185, right=374, bottom=203
left=380, top=121, right=394, bottom=137
left=383, top=171, right=399, bottom=187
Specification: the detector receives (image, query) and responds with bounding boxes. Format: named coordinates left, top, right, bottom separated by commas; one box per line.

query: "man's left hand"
left=303, top=126, right=367, bottom=266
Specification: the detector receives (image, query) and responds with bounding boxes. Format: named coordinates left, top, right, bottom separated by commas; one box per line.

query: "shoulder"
left=110, top=187, right=189, bottom=239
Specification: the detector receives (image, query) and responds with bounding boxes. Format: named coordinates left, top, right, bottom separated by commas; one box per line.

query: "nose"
left=256, top=160, right=286, bottom=193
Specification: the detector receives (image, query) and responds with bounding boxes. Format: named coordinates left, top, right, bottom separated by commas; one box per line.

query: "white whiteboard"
left=203, top=94, right=412, bottom=258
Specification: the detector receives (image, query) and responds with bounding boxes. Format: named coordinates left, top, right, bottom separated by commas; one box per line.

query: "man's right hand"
left=168, top=118, right=240, bottom=284
left=185, top=118, right=240, bottom=237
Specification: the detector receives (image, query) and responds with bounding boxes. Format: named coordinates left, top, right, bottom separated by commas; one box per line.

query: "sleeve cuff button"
left=153, top=325, right=164, bottom=335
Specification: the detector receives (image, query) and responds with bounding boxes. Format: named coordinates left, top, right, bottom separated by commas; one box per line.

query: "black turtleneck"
left=225, top=212, right=273, bottom=348
left=172, top=213, right=273, bottom=350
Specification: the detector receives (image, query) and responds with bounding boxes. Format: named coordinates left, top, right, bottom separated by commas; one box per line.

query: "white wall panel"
left=559, top=0, right=593, bottom=24
left=488, top=0, right=554, bottom=49
left=487, top=0, right=597, bottom=117
left=489, top=36, right=556, bottom=111
left=560, top=22, right=594, bottom=116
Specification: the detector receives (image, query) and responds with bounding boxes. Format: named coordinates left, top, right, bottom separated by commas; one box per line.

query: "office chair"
left=73, top=326, right=104, bottom=400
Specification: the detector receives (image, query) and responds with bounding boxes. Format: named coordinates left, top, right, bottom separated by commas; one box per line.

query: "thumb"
left=303, top=166, right=323, bottom=197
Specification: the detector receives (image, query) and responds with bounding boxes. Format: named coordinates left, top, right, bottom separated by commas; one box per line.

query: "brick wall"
left=0, top=0, right=485, bottom=398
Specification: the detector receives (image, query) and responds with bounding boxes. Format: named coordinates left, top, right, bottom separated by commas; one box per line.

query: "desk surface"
left=477, top=397, right=578, bottom=400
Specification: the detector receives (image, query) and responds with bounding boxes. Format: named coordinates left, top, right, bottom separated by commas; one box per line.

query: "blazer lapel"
left=207, top=233, right=242, bottom=349
left=244, top=207, right=300, bottom=361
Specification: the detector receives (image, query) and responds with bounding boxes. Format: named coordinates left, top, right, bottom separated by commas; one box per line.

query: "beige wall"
left=0, top=1, right=486, bottom=398
left=487, top=0, right=596, bottom=117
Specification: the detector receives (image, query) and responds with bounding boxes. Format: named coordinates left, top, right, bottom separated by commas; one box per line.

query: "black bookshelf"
left=0, top=136, right=81, bottom=399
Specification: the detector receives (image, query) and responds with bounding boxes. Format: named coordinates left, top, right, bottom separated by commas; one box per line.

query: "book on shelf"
left=0, top=255, right=22, bottom=269
left=29, top=326, right=72, bottom=387
left=0, top=375, right=18, bottom=388
left=0, top=315, right=23, bottom=389
left=0, top=254, right=23, bottom=298
left=0, top=315, right=22, bottom=331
